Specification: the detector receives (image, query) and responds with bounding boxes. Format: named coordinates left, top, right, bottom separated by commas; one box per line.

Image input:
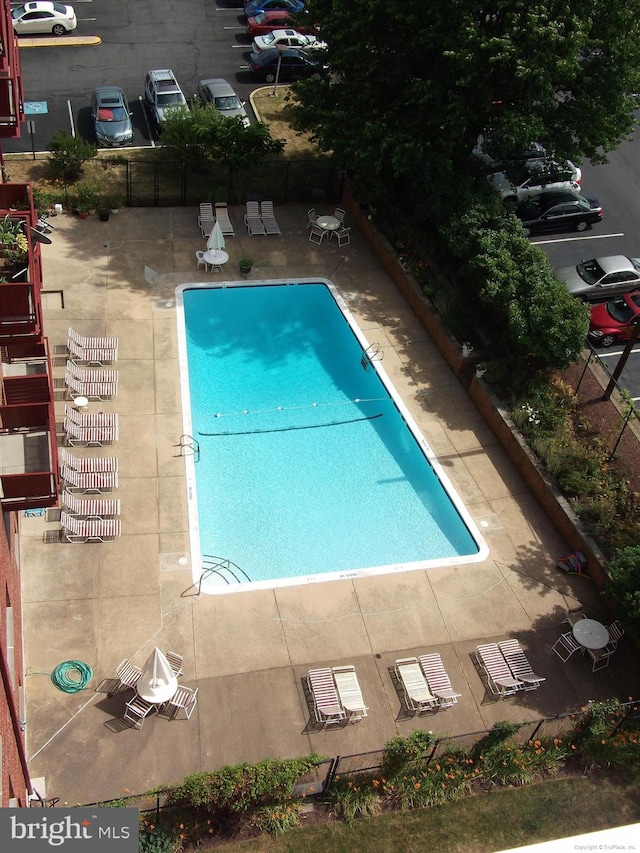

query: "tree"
left=292, top=0, right=640, bottom=208
left=46, top=131, right=97, bottom=182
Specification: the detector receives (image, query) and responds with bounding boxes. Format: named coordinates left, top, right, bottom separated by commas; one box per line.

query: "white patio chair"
left=124, top=694, right=155, bottom=729
left=332, top=665, right=368, bottom=721
left=115, top=659, right=143, bottom=689
left=587, top=646, right=613, bottom=672
left=334, top=226, right=351, bottom=247
left=561, top=610, right=587, bottom=627
left=166, top=650, right=184, bottom=678
left=394, top=657, right=438, bottom=712
left=196, top=250, right=209, bottom=272
left=418, top=653, right=461, bottom=707
left=333, top=206, right=346, bottom=224
left=475, top=643, right=523, bottom=696
left=307, top=668, right=345, bottom=725
left=308, top=224, right=326, bottom=245
left=606, top=620, right=624, bottom=651
left=306, top=208, right=317, bottom=228
left=498, top=639, right=546, bottom=690
left=168, top=685, right=198, bottom=720
left=552, top=632, right=581, bottom=662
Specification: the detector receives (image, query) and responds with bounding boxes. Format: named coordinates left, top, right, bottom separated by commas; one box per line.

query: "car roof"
left=22, top=1, right=59, bottom=10
left=594, top=256, right=636, bottom=274
left=267, top=28, right=303, bottom=37
left=199, top=79, right=235, bottom=97
left=529, top=189, right=581, bottom=204
left=257, top=47, right=307, bottom=60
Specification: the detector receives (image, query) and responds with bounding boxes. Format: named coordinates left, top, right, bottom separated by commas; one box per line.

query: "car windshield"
left=157, top=92, right=184, bottom=106
left=607, top=297, right=635, bottom=323
left=215, top=96, right=241, bottom=111
left=254, top=12, right=267, bottom=23
left=576, top=259, right=605, bottom=285
left=261, top=32, right=275, bottom=43
left=11, top=7, right=24, bottom=18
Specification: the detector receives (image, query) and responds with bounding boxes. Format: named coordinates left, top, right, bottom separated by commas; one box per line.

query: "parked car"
left=557, top=256, right=640, bottom=300
left=514, top=189, right=603, bottom=233
left=143, top=69, right=188, bottom=127
left=588, top=291, right=640, bottom=346
left=91, top=87, right=134, bottom=147
left=246, top=10, right=319, bottom=37
left=244, top=0, right=304, bottom=18
left=197, top=78, right=250, bottom=128
left=473, top=139, right=547, bottom=168
left=11, top=1, right=76, bottom=35
left=252, top=28, right=325, bottom=53
left=249, top=47, right=327, bottom=83
left=488, top=159, right=582, bottom=203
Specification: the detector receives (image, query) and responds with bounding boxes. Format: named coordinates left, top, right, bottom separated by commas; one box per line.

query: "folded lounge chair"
left=394, top=657, right=438, bottom=712
left=60, top=448, right=118, bottom=473
left=60, top=510, right=121, bottom=543
left=498, top=639, right=545, bottom=690
left=475, top=643, right=524, bottom=697
left=61, top=489, right=120, bottom=519
left=418, top=653, right=462, bottom=707
left=307, top=668, right=346, bottom=725
left=60, top=464, right=118, bottom=493
left=332, top=665, right=368, bottom=721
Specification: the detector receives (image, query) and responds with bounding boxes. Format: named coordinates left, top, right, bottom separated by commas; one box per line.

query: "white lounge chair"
left=64, top=419, right=119, bottom=447
left=68, top=327, right=118, bottom=354
left=60, top=464, right=118, bottom=493
left=198, top=202, right=215, bottom=237
left=475, top=643, right=524, bottom=697
left=332, top=665, right=368, bottom=721
left=65, top=370, right=118, bottom=402
left=60, top=511, right=121, bottom=543
left=418, top=653, right=461, bottom=707
left=215, top=202, right=235, bottom=236
left=61, top=489, right=120, bottom=519
left=67, top=337, right=118, bottom=365
left=59, top=448, right=118, bottom=473
left=394, top=657, right=438, bottom=712
left=260, top=201, right=281, bottom=235
left=498, top=639, right=546, bottom=690
left=64, top=405, right=118, bottom=428
left=307, top=668, right=346, bottom=725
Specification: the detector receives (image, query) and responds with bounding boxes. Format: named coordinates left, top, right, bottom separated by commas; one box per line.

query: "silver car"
left=557, top=255, right=640, bottom=300
left=197, top=78, right=250, bottom=128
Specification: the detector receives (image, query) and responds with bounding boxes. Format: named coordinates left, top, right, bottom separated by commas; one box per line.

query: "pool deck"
left=20, top=205, right=640, bottom=805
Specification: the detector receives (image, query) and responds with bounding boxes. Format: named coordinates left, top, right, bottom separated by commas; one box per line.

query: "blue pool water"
left=177, top=280, right=487, bottom=592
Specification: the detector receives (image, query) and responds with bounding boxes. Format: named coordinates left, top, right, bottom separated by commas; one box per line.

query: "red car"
left=588, top=290, right=640, bottom=347
left=246, top=10, right=319, bottom=37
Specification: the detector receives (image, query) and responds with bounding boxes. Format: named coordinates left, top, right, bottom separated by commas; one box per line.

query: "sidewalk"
left=20, top=205, right=640, bottom=805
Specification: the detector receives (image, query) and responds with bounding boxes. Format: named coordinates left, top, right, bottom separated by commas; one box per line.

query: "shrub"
left=570, top=699, right=640, bottom=769
left=252, top=800, right=301, bottom=834
left=328, top=778, right=381, bottom=822
left=46, top=131, right=97, bottom=181
left=603, top=546, right=640, bottom=635
left=138, top=824, right=181, bottom=853
left=382, top=730, right=436, bottom=778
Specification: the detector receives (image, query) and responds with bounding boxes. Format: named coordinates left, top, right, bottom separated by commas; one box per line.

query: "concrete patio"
left=19, top=204, right=640, bottom=806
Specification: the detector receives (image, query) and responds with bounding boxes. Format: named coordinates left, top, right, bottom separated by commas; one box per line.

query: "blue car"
left=244, top=0, right=304, bottom=20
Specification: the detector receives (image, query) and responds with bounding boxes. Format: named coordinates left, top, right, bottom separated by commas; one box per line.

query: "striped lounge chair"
left=60, top=511, right=121, bottom=543
left=307, top=668, right=345, bottom=725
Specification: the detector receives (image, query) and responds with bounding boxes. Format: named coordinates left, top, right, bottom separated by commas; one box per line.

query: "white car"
left=489, top=159, right=582, bottom=204
left=252, top=28, right=326, bottom=53
left=11, top=2, right=77, bottom=36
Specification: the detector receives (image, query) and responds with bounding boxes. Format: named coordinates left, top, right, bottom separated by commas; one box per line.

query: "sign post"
left=23, top=101, right=49, bottom=160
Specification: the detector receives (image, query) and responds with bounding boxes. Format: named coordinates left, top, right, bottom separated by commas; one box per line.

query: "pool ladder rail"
left=201, top=556, right=251, bottom=586
left=361, top=343, right=383, bottom=371
left=174, top=434, right=200, bottom=461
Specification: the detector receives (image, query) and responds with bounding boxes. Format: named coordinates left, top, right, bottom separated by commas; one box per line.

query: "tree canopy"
left=291, top=0, right=640, bottom=205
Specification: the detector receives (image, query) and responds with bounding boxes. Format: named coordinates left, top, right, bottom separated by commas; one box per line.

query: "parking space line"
left=138, top=96, right=156, bottom=148
left=532, top=232, right=624, bottom=245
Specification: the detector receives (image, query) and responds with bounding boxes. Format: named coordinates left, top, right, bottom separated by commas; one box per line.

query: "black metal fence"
left=123, top=158, right=339, bottom=207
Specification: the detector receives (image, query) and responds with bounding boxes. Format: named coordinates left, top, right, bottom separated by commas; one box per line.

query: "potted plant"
left=107, top=192, right=125, bottom=214
left=239, top=257, right=253, bottom=276
left=0, top=215, right=28, bottom=270
left=71, top=179, right=102, bottom=218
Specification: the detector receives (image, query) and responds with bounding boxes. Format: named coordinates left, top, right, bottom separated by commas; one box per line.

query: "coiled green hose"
left=50, top=660, right=93, bottom=693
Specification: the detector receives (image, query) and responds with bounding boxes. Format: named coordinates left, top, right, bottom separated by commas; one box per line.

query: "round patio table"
left=316, top=215, right=340, bottom=231
left=203, top=249, right=229, bottom=269
left=573, top=619, right=609, bottom=650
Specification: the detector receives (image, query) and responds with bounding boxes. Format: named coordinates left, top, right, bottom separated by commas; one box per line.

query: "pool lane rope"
left=50, top=660, right=93, bottom=693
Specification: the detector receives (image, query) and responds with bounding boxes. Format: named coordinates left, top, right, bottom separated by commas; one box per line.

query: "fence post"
left=528, top=720, right=544, bottom=742
left=424, top=739, right=439, bottom=769
left=322, top=756, right=340, bottom=794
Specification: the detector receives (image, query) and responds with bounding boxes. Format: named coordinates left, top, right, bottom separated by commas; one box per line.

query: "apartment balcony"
left=0, top=0, right=24, bottom=139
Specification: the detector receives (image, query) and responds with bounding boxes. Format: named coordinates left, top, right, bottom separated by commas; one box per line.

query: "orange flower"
left=414, top=783, right=421, bottom=789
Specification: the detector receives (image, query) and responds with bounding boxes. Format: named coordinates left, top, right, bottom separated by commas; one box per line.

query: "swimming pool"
left=176, top=280, right=488, bottom=593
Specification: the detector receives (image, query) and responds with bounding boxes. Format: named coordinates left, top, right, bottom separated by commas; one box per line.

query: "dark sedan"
left=515, top=189, right=603, bottom=233
left=91, top=87, right=133, bottom=147
left=249, top=47, right=327, bottom=83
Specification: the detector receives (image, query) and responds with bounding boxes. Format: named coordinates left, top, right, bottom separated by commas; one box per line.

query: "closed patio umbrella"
left=207, top=221, right=225, bottom=252
left=136, top=647, right=178, bottom=703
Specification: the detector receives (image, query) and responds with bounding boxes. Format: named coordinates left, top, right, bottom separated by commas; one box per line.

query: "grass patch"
left=196, top=773, right=640, bottom=852
left=251, top=88, right=321, bottom=158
